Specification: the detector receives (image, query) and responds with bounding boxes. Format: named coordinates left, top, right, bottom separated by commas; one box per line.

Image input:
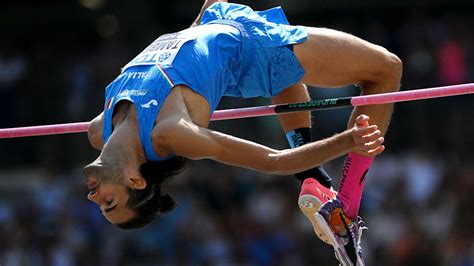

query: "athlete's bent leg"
left=293, top=27, right=402, bottom=265
left=294, top=27, right=402, bottom=138
left=272, top=83, right=336, bottom=244
left=271, top=83, right=310, bottom=133
left=271, top=83, right=332, bottom=187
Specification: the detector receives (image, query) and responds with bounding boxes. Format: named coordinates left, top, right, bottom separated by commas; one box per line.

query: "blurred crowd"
left=0, top=0, right=474, bottom=265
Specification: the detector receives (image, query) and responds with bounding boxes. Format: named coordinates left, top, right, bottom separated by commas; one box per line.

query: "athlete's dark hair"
left=116, top=156, right=187, bottom=230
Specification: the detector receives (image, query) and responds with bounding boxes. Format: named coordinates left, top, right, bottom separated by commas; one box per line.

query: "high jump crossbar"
left=0, top=83, right=473, bottom=139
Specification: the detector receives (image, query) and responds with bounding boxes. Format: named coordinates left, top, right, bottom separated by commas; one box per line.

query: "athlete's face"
left=83, top=163, right=136, bottom=224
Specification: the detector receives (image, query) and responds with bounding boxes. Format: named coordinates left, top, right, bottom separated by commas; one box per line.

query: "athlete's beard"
left=84, top=112, right=144, bottom=186
left=83, top=145, right=127, bottom=186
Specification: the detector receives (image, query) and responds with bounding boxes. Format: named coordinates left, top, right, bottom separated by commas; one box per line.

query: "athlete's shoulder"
left=88, top=112, right=104, bottom=150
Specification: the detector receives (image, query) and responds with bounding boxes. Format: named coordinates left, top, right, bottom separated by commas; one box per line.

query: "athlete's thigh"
left=294, top=27, right=393, bottom=88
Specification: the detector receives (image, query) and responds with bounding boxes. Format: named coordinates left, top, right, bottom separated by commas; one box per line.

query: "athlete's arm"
left=191, top=0, right=228, bottom=27
left=88, top=112, right=105, bottom=150
left=157, top=115, right=384, bottom=175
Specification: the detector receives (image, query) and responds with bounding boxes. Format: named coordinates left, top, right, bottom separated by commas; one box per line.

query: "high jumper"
left=79, top=0, right=402, bottom=264
left=2, top=1, right=474, bottom=264
left=4, top=0, right=462, bottom=265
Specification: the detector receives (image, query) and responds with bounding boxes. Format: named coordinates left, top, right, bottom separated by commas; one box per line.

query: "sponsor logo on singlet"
left=117, top=89, right=148, bottom=98
left=141, top=99, right=158, bottom=108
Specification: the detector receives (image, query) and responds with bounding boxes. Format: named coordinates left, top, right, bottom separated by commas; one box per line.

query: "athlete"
left=84, top=0, right=402, bottom=265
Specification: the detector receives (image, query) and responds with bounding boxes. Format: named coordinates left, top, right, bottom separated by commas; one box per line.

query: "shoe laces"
left=340, top=214, right=367, bottom=254
left=353, top=218, right=368, bottom=255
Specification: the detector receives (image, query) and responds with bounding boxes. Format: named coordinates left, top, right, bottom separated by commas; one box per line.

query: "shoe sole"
left=298, top=194, right=332, bottom=244
left=314, top=212, right=355, bottom=266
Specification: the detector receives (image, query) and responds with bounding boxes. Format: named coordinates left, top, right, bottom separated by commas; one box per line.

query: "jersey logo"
left=157, top=52, right=171, bottom=62
left=141, top=99, right=158, bottom=108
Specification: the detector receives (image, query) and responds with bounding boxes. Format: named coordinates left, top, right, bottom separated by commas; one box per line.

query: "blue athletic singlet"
left=102, top=2, right=308, bottom=161
left=102, top=65, right=175, bottom=161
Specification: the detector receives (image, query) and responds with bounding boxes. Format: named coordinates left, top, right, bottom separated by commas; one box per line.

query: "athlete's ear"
left=127, top=176, right=147, bottom=189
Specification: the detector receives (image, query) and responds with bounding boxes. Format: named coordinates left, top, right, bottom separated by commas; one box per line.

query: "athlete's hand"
left=193, top=0, right=228, bottom=27
left=205, top=0, right=227, bottom=4
left=203, top=0, right=227, bottom=8
left=351, top=115, right=385, bottom=156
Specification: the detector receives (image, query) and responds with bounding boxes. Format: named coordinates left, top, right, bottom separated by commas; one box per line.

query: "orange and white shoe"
left=316, top=198, right=367, bottom=265
left=298, top=178, right=337, bottom=244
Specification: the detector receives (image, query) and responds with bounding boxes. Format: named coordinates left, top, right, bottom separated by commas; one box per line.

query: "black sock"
left=285, top=127, right=332, bottom=188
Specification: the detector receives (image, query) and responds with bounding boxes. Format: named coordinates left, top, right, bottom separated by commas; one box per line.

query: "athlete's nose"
left=87, top=190, right=100, bottom=204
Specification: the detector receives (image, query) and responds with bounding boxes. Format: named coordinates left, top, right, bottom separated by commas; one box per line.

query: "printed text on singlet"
left=122, top=30, right=196, bottom=71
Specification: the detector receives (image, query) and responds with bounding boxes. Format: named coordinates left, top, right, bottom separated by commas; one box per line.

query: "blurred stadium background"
left=0, top=0, right=474, bottom=265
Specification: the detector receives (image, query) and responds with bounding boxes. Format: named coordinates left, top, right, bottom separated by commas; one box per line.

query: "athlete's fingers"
left=202, top=0, right=226, bottom=9
left=360, top=137, right=384, bottom=151
left=353, top=125, right=379, bottom=139
left=360, top=130, right=383, bottom=143
left=352, top=126, right=378, bottom=147
left=366, top=145, right=385, bottom=156
left=206, top=0, right=227, bottom=4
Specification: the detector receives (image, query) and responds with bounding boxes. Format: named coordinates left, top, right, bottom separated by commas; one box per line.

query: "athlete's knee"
left=272, top=83, right=310, bottom=103
left=383, top=52, right=403, bottom=89
left=362, top=50, right=402, bottom=94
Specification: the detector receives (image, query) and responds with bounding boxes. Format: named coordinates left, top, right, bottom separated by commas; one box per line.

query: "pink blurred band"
left=210, top=105, right=276, bottom=121
left=0, top=122, right=90, bottom=139
left=0, top=106, right=278, bottom=139
left=351, top=83, right=474, bottom=106
left=0, top=83, right=473, bottom=139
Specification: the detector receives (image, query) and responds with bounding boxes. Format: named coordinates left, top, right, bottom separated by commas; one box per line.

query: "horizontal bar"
left=0, top=122, right=90, bottom=139
left=351, top=83, right=474, bottom=106
left=0, top=83, right=472, bottom=139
